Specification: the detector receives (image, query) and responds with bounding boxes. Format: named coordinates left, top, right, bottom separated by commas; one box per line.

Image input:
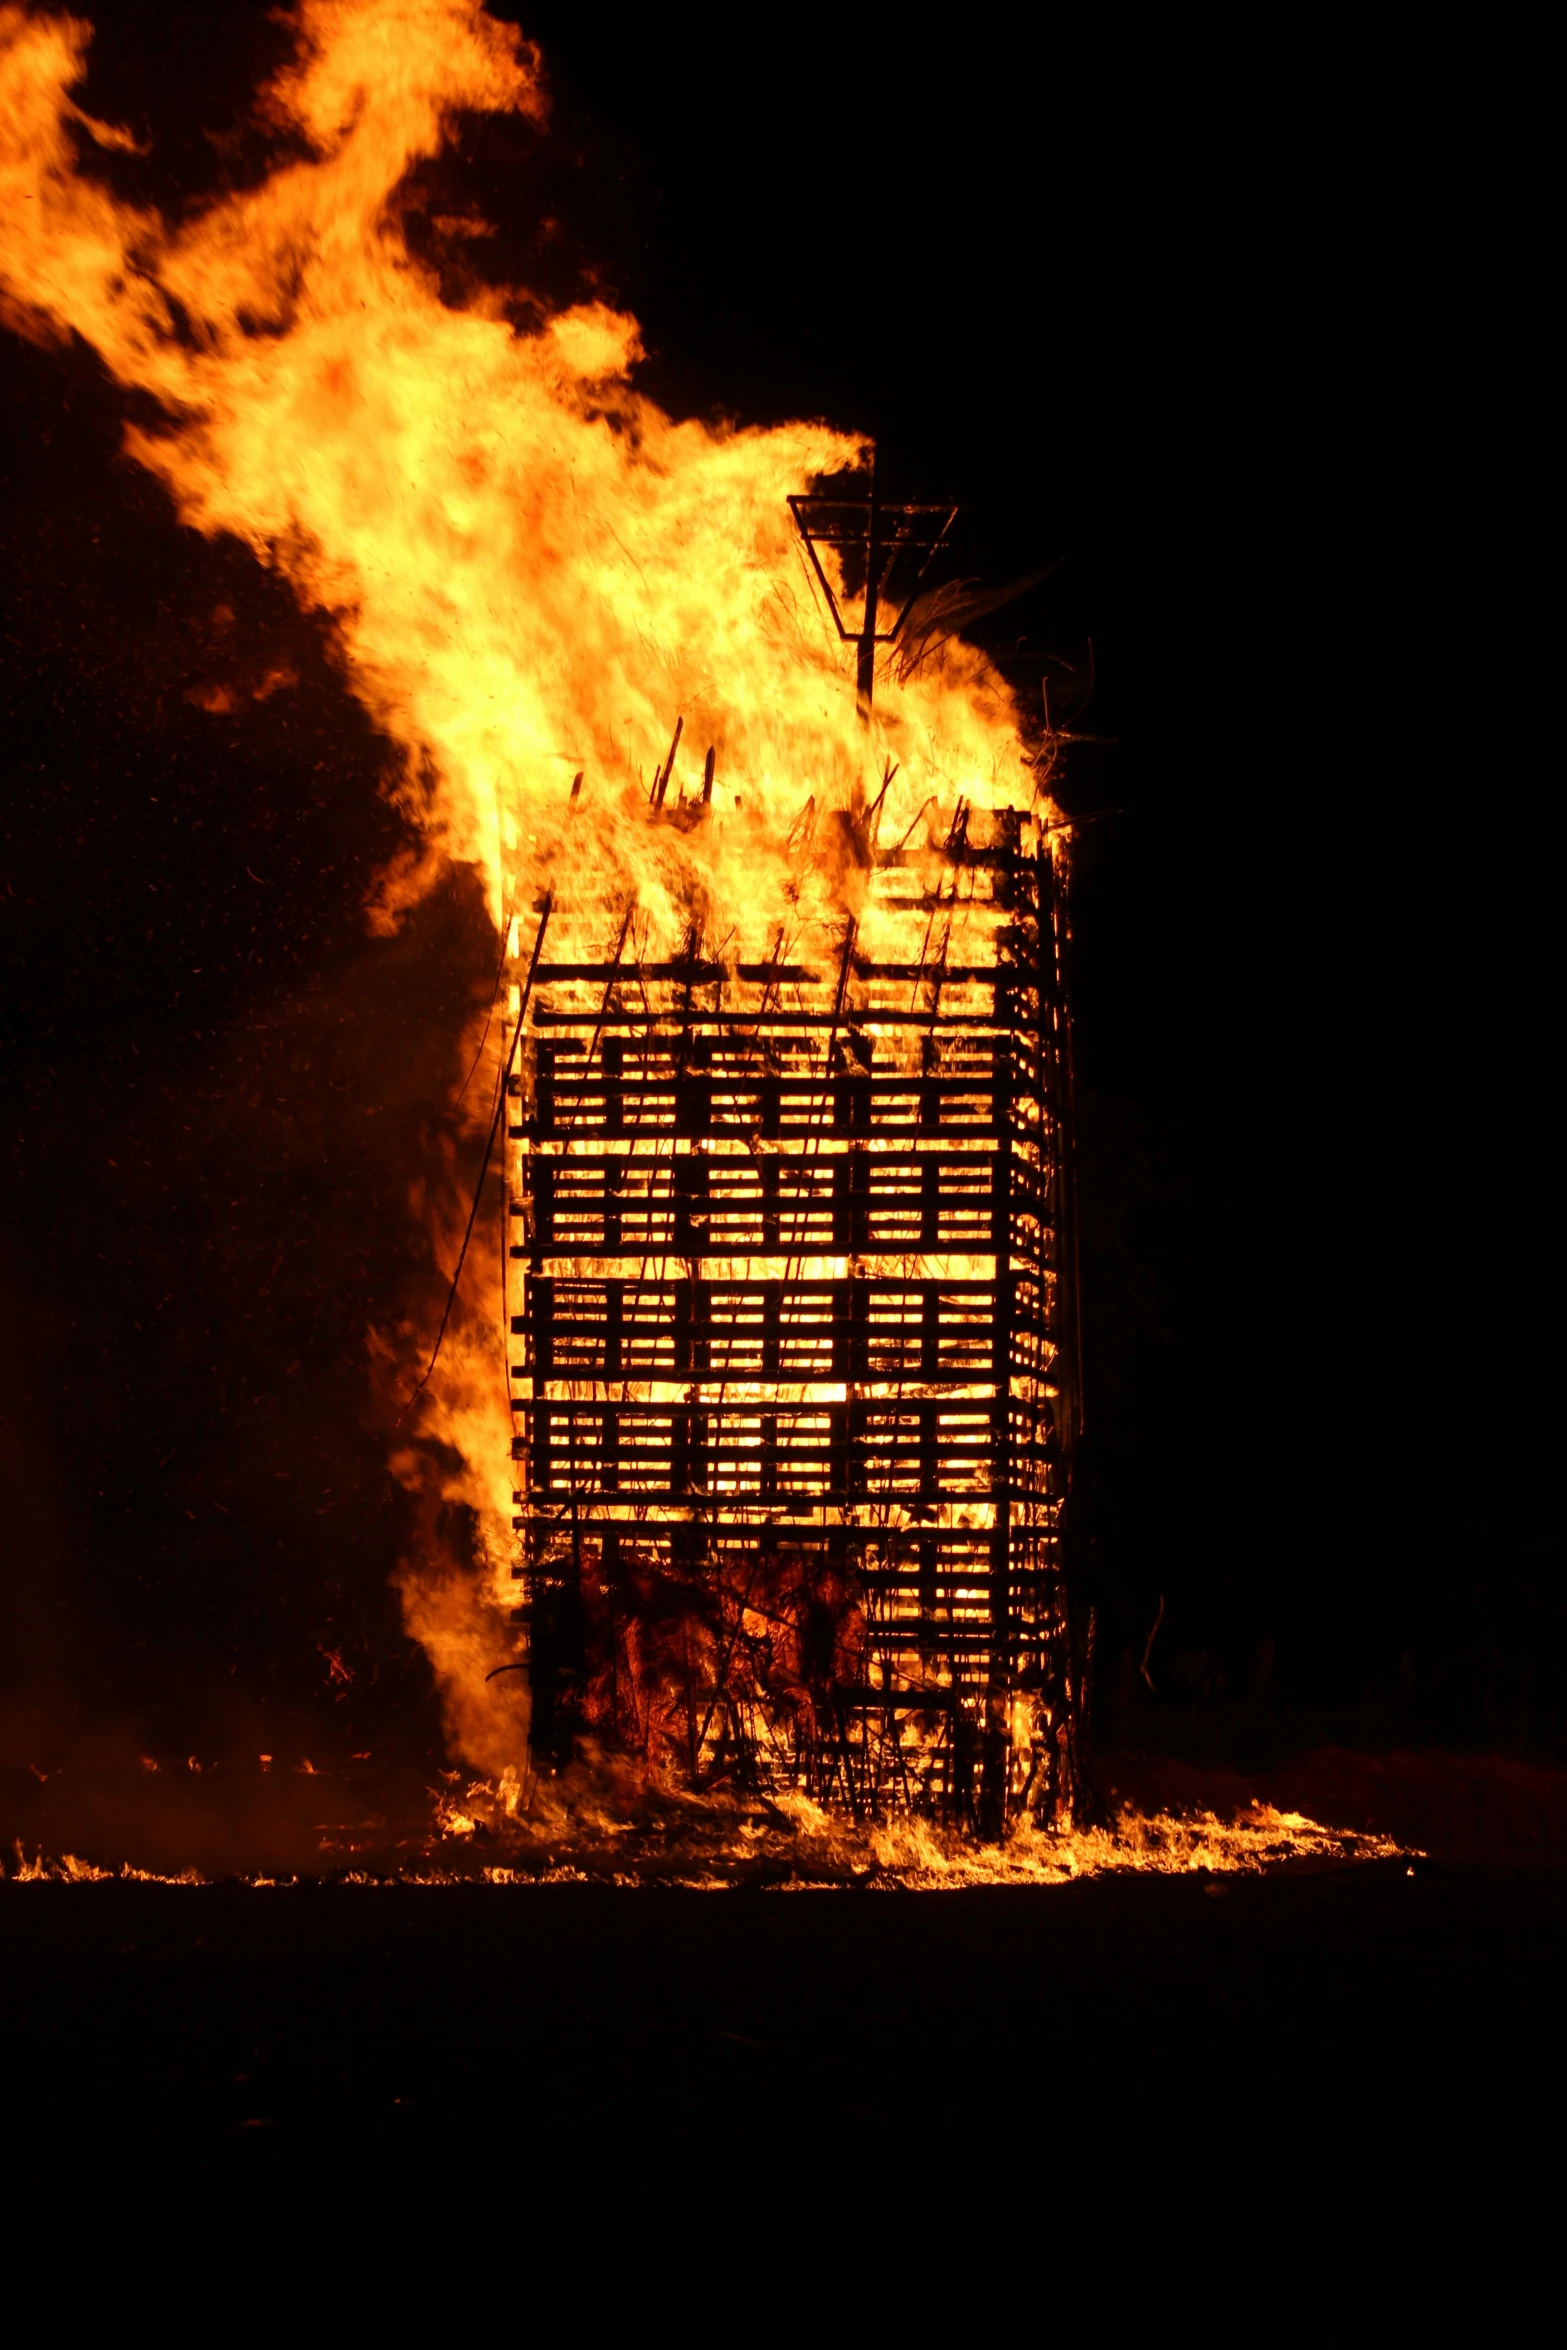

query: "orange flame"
left=0, top=1, right=1055, bottom=1783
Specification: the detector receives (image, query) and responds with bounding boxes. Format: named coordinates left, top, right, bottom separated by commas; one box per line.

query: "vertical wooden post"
left=856, top=474, right=881, bottom=724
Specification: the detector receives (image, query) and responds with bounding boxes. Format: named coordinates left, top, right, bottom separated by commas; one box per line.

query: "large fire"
left=0, top=0, right=1049, bottom=1809
left=0, top=3, right=1390, bottom=1880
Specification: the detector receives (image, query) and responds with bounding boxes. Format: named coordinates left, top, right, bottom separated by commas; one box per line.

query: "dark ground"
left=3, top=1865, right=1560, bottom=2331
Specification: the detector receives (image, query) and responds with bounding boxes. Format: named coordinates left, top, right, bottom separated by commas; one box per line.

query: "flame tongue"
left=1, top=0, right=1031, bottom=925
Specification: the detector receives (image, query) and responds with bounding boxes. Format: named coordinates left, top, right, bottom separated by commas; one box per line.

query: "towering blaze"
left=0, top=0, right=1085, bottom=1825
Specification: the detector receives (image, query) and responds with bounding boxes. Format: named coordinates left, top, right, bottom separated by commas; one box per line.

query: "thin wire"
left=397, top=896, right=554, bottom=1423
left=455, top=905, right=515, bottom=1107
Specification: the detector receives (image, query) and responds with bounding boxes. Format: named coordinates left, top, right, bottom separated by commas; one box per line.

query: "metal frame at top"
left=788, top=473, right=957, bottom=718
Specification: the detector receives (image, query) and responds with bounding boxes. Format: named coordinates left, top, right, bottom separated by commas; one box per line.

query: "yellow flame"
left=0, top=1, right=1032, bottom=924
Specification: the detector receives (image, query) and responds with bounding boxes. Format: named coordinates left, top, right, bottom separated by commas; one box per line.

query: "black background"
left=1, top=2, right=1557, bottom=1799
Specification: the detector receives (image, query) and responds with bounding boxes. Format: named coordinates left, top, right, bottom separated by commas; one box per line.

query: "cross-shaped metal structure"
left=788, top=470, right=957, bottom=721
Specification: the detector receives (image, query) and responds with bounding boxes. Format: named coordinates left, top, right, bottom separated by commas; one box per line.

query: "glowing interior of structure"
left=508, top=790, right=1084, bottom=1835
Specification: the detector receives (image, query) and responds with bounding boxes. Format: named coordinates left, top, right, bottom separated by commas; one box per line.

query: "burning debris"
left=5, top=1802, right=1413, bottom=1891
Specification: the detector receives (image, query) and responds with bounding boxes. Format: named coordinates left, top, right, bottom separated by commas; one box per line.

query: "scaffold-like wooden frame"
left=507, top=803, right=1084, bottom=1836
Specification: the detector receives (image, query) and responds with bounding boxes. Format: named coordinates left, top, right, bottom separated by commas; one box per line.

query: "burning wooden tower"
left=506, top=489, right=1085, bottom=1836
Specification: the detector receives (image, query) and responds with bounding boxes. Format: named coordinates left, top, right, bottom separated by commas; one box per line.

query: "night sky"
left=1, top=1, right=1557, bottom=1823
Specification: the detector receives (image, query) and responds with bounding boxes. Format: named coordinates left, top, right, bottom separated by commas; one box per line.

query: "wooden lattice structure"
left=505, top=790, right=1084, bottom=1836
